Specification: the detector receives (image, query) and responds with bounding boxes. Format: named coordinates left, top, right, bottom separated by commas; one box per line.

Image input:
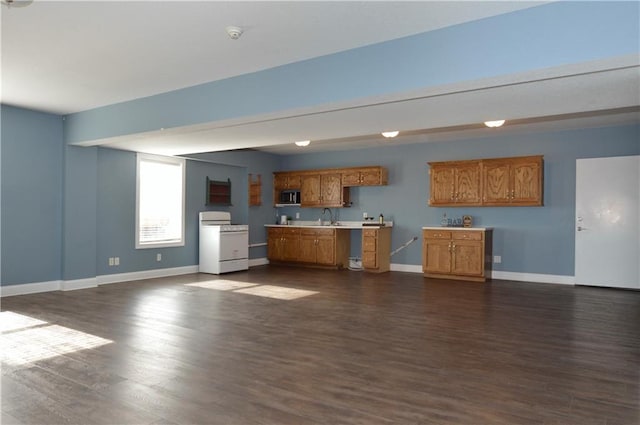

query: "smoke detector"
left=226, top=26, right=243, bottom=40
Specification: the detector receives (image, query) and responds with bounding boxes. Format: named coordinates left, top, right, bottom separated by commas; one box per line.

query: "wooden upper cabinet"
left=454, top=162, right=482, bottom=204
left=429, top=161, right=481, bottom=206
left=482, top=156, right=543, bottom=206
left=301, top=173, right=348, bottom=208
left=341, top=166, right=388, bottom=186
left=429, top=155, right=543, bottom=207
left=274, top=173, right=301, bottom=190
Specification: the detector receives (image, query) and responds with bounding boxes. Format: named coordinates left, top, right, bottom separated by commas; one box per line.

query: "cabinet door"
left=341, top=170, right=361, bottom=186
left=286, top=174, right=301, bottom=189
left=482, top=161, right=510, bottom=204
left=320, top=174, right=343, bottom=206
left=451, top=240, right=483, bottom=276
left=282, top=230, right=300, bottom=261
left=315, top=231, right=336, bottom=265
left=454, top=162, right=481, bottom=204
left=360, top=168, right=382, bottom=186
left=298, top=232, right=317, bottom=263
left=429, top=166, right=455, bottom=205
left=423, top=239, right=452, bottom=274
left=511, top=158, right=542, bottom=205
left=267, top=228, right=284, bottom=261
left=301, top=175, right=321, bottom=207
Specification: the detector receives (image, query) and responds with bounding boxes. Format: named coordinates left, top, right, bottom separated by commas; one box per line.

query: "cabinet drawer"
left=282, top=228, right=300, bottom=237
left=314, top=228, right=335, bottom=237
left=362, top=251, right=377, bottom=268
left=363, top=229, right=378, bottom=238
left=452, top=231, right=482, bottom=241
left=363, top=237, right=377, bottom=252
left=423, top=230, right=452, bottom=240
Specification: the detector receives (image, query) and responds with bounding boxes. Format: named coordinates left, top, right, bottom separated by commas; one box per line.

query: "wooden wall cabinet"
left=429, top=161, right=481, bottom=206
left=301, top=173, right=349, bottom=208
left=268, top=227, right=349, bottom=268
left=273, top=165, right=386, bottom=207
left=482, top=156, right=543, bottom=206
left=428, top=155, right=543, bottom=207
left=422, top=228, right=492, bottom=282
left=342, top=166, right=388, bottom=186
left=362, top=227, right=391, bottom=273
left=274, top=173, right=301, bottom=190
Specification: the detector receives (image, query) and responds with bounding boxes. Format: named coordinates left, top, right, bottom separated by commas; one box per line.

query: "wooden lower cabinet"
left=268, top=227, right=349, bottom=268
left=267, top=227, right=300, bottom=262
left=362, top=227, right=391, bottom=273
left=422, top=228, right=492, bottom=282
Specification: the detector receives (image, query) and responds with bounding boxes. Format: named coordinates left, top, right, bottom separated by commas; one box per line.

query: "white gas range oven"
left=198, top=211, right=249, bottom=274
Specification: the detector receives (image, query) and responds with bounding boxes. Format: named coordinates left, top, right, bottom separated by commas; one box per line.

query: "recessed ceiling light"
left=381, top=131, right=399, bottom=138
left=484, top=120, right=506, bottom=128
left=294, top=140, right=310, bottom=147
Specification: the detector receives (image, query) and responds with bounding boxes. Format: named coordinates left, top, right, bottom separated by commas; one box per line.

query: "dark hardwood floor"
left=1, top=266, right=639, bottom=424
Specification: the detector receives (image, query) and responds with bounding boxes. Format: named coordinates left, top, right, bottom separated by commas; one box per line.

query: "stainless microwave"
left=279, top=190, right=300, bottom=204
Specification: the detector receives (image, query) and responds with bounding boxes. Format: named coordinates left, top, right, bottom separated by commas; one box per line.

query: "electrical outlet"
left=156, top=253, right=162, bottom=262
left=108, top=257, right=114, bottom=266
left=114, top=257, right=120, bottom=266
left=494, top=255, right=502, bottom=264
left=363, top=212, right=368, bottom=219
left=295, top=212, right=300, bottom=219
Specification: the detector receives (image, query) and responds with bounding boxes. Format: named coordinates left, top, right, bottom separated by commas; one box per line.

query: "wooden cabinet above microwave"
left=273, top=165, right=387, bottom=208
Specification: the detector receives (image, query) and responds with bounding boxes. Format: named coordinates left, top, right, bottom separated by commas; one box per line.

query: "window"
left=136, top=153, right=185, bottom=249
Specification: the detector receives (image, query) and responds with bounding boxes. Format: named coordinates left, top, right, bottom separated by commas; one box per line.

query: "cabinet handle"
left=452, top=243, right=456, bottom=253
left=511, top=189, right=515, bottom=198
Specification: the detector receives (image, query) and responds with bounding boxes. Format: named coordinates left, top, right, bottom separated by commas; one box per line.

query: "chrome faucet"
left=321, top=208, right=334, bottom=225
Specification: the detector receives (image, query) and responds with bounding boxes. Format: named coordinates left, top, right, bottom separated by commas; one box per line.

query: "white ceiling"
left=2, top=1, right=639, bottom=156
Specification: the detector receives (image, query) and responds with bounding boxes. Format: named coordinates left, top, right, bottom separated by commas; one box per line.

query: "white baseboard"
left=390, top=263, right=423, bottom=273
left=97, top=265, right=199, bottom=285
left=249, top=257, right=269, bottom=267
left=491, top=271, right=575, bottom=285
left=390, top=263, right=575, bottom=285
left=0, top=264, right=576, bottom=297
left=61, top=277, right=98, bottom=291
left=1, top=280, right=62, bottom=297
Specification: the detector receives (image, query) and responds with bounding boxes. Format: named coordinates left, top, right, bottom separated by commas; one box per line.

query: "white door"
left=575, top=156, right=640, bottom=288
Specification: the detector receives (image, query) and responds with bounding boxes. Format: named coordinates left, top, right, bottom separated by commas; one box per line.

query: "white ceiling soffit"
left=90, top=56, right=640, bottom=156
left=0, top=1, right=546, bottom=115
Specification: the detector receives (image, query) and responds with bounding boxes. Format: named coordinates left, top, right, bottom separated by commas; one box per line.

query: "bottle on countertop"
left=379, top=213, right=384, bottom=224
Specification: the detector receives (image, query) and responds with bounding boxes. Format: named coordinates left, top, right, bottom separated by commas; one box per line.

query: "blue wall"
left=277, top=124, right=640, bottom=276
left=1, top=105, right=64, bottom=285
left=1, top=102, right=638, bottom=285
left=64, top=1, right=639, bottom=145
left=1, top=105, right=282, bottom=286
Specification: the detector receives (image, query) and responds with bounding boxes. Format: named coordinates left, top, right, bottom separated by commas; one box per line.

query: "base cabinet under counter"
left=422, top=227, right=492, bottom=282
left=362, top=227, right=391, bottom=273
left=267, top=227, right=350, bottom=268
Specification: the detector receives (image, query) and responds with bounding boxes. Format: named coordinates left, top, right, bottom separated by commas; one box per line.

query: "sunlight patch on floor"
left=0, top=311, right=47, bottom=332
left=233, top=285, right=319, bottom=300
left=0, top=312, right=113, bottom=366
left=186, top=280, right=258, bottom=291
left=185, top=280, right=318, bottom=300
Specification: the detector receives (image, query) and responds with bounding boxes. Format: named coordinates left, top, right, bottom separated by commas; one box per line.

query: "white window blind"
left=136, top=154, right=185, bottom=249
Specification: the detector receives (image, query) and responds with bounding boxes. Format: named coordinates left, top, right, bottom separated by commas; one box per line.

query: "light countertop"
left=422, top=226, right=492, bottom=231
left=266, top=220, right=393, bottom=229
